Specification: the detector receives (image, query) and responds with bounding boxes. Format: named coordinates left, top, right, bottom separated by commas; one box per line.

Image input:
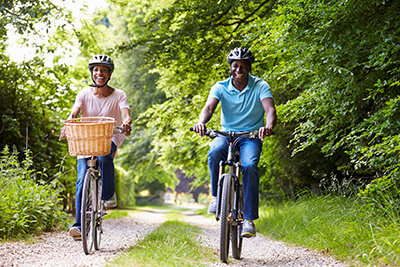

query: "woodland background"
left=1, top=0, right=399, bottom=213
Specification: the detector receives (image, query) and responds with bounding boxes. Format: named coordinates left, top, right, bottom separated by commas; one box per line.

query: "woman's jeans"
left=208, top=136, right=263, bottom=221
left=72, top=142, right=117, bottom=229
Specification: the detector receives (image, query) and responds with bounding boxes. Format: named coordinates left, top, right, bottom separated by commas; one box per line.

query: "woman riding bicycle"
left=60, top=55, right=132, bottom=240
left=192, top=47, right=277, bottom=238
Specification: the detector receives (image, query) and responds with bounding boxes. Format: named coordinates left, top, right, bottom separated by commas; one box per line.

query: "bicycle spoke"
left=220, top=175, right=233, bottom=263
left=81, top=170, right=95, bottom=255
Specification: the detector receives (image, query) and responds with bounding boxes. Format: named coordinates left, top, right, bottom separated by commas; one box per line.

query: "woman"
left=60, top=55, right=132, bottom=240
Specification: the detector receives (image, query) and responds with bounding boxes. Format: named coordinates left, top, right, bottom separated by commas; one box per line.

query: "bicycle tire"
left=231, top=183, right=243, bottom=259
left=93, top=177, right=102, bottom=250
left=220, top=174, right=234, bottom=263
left=81, top=169, right=96, bottom=255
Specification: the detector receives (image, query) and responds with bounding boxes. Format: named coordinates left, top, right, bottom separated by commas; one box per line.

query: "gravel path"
left=0, top=210, right=167, bottom=267
left=0, top=206, right=346, bottom=267
left=181, top=209, right=346, bottom=266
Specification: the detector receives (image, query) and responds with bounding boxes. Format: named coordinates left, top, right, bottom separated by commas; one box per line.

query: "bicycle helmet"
left=227, top=47, right=255, bottom=65
left=88, top=55, right=115, bottom=72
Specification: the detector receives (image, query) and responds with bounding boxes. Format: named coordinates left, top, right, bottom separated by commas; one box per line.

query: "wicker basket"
left=64, top=117, right=116, bottom=156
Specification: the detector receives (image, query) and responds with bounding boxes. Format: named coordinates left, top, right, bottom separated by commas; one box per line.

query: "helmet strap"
left=90, top=69, right=111, bottom=87
left=91, top=77, right=111, bottom=87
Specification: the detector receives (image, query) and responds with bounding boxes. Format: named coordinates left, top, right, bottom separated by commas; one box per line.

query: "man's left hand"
left=258, top=126, right=273, bottom=141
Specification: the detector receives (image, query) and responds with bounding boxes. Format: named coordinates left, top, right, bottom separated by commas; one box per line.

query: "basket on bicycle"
left=64, top=117, right=116, bottom=156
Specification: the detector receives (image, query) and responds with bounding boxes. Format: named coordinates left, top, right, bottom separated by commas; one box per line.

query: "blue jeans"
left=72, top=142, right=117, bottom=229
left=208, top=136, right=262, bottom=221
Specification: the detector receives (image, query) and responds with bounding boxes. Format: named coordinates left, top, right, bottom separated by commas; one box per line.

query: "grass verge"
left=107, top=220, right=216, bottom=266
left=104, top=209, right=131, bottom=220
left=258, top=195, right=400, bottom=266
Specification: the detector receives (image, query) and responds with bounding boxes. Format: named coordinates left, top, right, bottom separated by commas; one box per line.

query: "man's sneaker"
left=241, top=220, right=256, bottom=238
left=105, top=193, right=117, bottom=208
left=69, top=226, right=82, bottom=241
left=207, top=196, right=217, bottom=214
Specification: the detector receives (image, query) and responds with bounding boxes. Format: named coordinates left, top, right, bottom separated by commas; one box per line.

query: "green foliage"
left=104, top=210, right=129, bottom=220
left=1, top=0, right=78, bottom=212
left=107, top=0, right=400, bottom=196
left=358, top=173, right=400, bottom=218
left=0, top=146, right=69, bottom=239
left=0, top=0, right=60, bottom=36
left=0, top=54, right=73, bottom=178
left=259, top=195, right=400, bottom=265
left=3, top=0, right=400, bottom=223
left=115, top=166, right=136, bottom=208
left=259, top=0, right=400, bottom=188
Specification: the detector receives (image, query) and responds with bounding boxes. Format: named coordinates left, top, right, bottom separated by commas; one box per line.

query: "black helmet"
left=227, top=47, right=255, bottom=65
left=88, top=55, right=114, bottom=72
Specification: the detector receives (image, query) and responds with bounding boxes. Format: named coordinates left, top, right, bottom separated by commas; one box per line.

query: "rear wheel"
left=220, top=175, right=234, bottom=263
left=81, top=170, right=96, bottom=255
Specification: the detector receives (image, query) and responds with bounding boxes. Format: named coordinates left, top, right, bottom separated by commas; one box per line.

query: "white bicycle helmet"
left=88, top=55, right=115, bottom=72
left=227, top=47, right=255, bottom=65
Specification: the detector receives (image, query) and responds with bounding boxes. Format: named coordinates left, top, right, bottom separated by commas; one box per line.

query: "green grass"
left=104, top=209, right=131, bottom=220
left=257, top=195, right=400, bottom=266
left=107, top=220, right=216, bottom=266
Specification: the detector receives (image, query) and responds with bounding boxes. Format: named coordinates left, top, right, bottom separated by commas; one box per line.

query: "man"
left=60, top=55, right=132, bottom=240
left=192, top=47, right=277, bottom=237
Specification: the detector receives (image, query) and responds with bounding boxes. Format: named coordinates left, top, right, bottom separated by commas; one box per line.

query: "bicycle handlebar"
left=113, top=126, right=125, bottom=134
left=189, top=127, right=274, bottom=139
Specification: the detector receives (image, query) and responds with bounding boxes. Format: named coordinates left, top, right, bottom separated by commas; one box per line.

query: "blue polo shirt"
left=209, top=74, right=273, bottom=132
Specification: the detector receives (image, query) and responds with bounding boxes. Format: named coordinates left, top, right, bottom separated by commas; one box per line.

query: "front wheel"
left=81, top=169, right=96, bottom=255
left=231, top=184, right=243, bottom=259
left=93, top=177, right=102, bottom=251
left=220, top=175, right=234, bottom=263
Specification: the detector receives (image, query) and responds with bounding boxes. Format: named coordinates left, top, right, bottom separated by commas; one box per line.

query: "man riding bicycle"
left=60, top=55, right=132, bottom=240
left=192, top=47, right=277, bottom=238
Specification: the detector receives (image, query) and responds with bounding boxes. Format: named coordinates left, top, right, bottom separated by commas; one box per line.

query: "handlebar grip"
left=190, top=127, right=194, bottom=131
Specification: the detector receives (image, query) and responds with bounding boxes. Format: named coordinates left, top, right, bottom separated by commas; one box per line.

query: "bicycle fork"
left=215, top=144, right=243, bottom=222
left=86, top=158, right=104, bottom=234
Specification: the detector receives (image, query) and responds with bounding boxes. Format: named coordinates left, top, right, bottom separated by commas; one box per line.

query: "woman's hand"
left=122, top=123, right=131, bottom=137
left=59, top=127, right=67, bottom=140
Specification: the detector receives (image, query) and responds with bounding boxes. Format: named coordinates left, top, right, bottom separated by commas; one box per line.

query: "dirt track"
left=0, top=204, right=346, bottom=266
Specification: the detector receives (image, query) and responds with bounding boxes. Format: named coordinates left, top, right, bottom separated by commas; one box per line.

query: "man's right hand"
left=192, top=123, right=207, bottom=137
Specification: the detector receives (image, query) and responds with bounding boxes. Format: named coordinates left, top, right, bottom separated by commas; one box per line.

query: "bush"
left=358, top=173, right=400, bottom=219
left=0, top=146, right=69, bottom=239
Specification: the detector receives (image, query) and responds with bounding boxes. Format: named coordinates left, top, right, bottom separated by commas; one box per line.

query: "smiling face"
left=230, top=59, right=251, bottom=86
left=92, top=65, right=112, bottom=87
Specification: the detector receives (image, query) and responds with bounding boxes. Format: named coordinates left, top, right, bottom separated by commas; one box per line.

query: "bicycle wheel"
left=231, top=183, right=243, bottom=259
left=220, top=174, right=234, bottom=263
left=93, top=176, right=102, bottom=251
left=81, top=169, right=96, bottom=255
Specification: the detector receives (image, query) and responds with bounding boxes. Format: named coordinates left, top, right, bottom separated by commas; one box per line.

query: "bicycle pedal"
left=72, top=236, right=82, bottom=241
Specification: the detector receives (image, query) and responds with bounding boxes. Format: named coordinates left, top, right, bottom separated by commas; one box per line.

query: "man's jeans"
left=72, top=142, right=117, bottom=229
left=208, top=136, right=262, bottom=221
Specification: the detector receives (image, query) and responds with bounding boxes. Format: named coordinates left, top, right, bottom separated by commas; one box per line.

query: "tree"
left=112, top=0, right=400, bottom=196
left=0, top=0, right=81, bottom=210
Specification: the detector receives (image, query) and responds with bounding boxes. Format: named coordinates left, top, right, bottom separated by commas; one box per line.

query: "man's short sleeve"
left=259, top=81, right=273, bottom=101
left=209, top=83, right=222, bottom=101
